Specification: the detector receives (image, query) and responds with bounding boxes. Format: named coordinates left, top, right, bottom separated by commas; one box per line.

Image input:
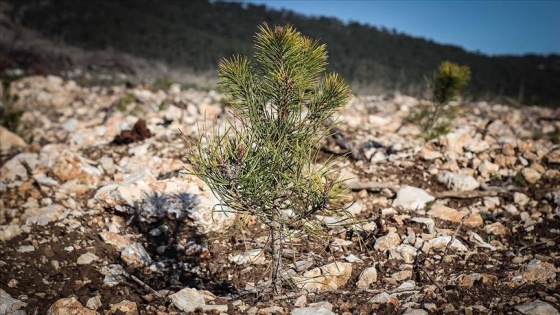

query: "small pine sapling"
left=408, top=61, right=470, bottom=139
left=189, top=24, right=351, bottom=295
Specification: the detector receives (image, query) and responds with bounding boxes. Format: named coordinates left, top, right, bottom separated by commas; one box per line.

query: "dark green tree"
left=189, top=24, right=351, bottom=295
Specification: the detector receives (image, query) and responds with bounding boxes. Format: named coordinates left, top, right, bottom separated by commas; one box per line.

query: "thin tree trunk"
left=270, top=220, right=283, bottom=295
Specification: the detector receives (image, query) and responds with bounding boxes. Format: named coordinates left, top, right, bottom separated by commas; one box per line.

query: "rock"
left=518, top=259, right=557, bottom=283
left=293, top=262, right=352, bottom=291
left=546, top=149, right=560, bottom=164
left=22, top=204, right=66, bottom=226
left=0, top=288, right=27, bottom=314
left=107, top=300, right=137, bottom=315
left=0, top=126, right=26, bottom=153
left=77, top=252, right=99, bottom=265
left=468, top=231, right=497, bottom=250
left=514, top=300, right=559, bottom=315
left=99, top=231, right=132, bottom=251
left=17, top=245, right=35, bottom=253
left=121, top=242, right=152, bottom=268
left=390, top=269, right=413, bottom=282
left=356, top=266, right=378, bottom=289
left=229, top=249, right=266, bottom=265
left=0, top=225, right=22, bottom=242
left=422, top=236, right=468, bottom=252
left=478, top=160, right=499, bottom=178
left=291, top=301, right=335, bottom=315
left=437, top=172, right=479, bottom=191
left=513, top=192, right=530, bottom=207
left=417, top=147, right=442, bottom=160
left=392, top=186, right=435, bottom=211
left=463, top=139, right=489, bottom=153
left=521, top=168, right=541, bottom=184
left=369, top=292, right=398, bottom=304
left=402, top=309, right=428, bottom=315
left=85, top=296, right=102, bottom=310
left=484, top=222, right=509, bottom=236
left=410, top=217, right=435, bottom=233
left=94, top=169, right=235, bottom=234
left=443, top=131, right=472, bottom=154
left=169, top=287, right=217, bottom=313
left=52, top=150, right=102, bottom=186
left=374, top=232, right=401, bottom=251
left=388, top=244, right=418, bottom=263
left=459, top=273, right=497, bottom=288
left=0, top=153, right=39, bottom=182
left=100, top=264, right=129, bottom=287
left=428, top=205, right=483, bottom=228
left=47, top=296, right=99, bottom=315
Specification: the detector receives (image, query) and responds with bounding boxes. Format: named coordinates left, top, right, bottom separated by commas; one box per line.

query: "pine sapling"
left=189, top=24, right=351, bottom=295
left=407, top=61, right=470, bottom=140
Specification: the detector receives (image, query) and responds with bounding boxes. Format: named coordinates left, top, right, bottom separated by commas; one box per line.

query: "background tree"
left=189, top=24, right=351, bottom=295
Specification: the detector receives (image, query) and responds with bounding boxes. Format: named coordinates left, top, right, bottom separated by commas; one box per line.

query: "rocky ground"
left=1, top=75, right=559, bottom=314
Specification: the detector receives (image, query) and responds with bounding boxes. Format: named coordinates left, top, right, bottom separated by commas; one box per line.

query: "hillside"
left=1, top=74, right=559, bottom=314
left=1, top=0, right=559, bottom=106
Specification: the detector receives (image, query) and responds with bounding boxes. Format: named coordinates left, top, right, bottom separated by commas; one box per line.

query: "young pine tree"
left=189, top=24, right=351, bottom=295
left=407, top=61, right=471, bottom=139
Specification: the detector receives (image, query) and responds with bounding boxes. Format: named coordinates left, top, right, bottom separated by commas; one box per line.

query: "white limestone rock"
left=393, top=186, right=435, bottom=211
left=437, top=171, right=480, bottom=191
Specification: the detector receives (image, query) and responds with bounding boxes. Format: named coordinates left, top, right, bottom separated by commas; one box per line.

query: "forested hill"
left=4, top=0, right=560, bottom=106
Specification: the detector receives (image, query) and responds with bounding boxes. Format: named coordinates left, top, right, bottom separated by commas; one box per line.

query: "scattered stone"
left=229, top=249, right=266, bottom=265
left=94, top=169, right=235, bottom=233
left=292, top=301, right=335, bottom=315
left=459, top=273, right=497, bottom=288
left=108, top=300, right=137, bottom=315
left=521, top=167, right=541, bottom=184
left=423, top=236, right=468, bottom=252
left=0, top=126, right=27, bottom=153
left=374, top=232, right=401, bottom=251
left=356, top=266, right=378, bottom=289
left=518, top=259, right=557, bottom=283
left=51, top=150, right=102, bottom=186
left=77, top=252, right=99, bottom=265
left=169, top=287, right=217, bottom=313
left=388, top=244, right=418, bottom=263
left=0, top=153, right=39, bottom=182
left=0, top=225, right=22, bottom=242
left=369, top=292, right=398, bottom=304
left=47, top=296, right=98, bottom=315
left=428, top=205, right=483, bottom=228
left=437, top=172, right=479, bottom=191
left=100, top=264, right=129, bottom=287
left=293, top=262, right=352, bottom=291
left=121, top=242, right=152, bottom=268
left=0, top=288, right=27, bottom=314
left=17, top=245, right=35, bottom=253
left=392, top=186, right=435, bottom=211
left=514, top=300, right=559, bottom=315
left=86, top=296, right=102, bottom=310
left=402, top=308, right=428, bottom=315
left=99, top=231, right=132, bottom=251
left=484, top=222, right=509, bottom=236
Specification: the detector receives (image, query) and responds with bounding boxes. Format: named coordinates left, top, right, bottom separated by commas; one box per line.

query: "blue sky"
left=241, top=0, right=560, bottom=56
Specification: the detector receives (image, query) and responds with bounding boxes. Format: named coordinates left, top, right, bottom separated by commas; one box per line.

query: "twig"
left=127, top=274, right=166, bottom=300
left=438, top=208, right=471, bottom=267
left=516, top=235, right=560, bottom=255
left=433, top=190, right=500, bottom=199
left=419, top=265, right=447, bottom=298
left=345, top=181, right=400, bottom=193
left=434, top=184, right=522, bottom=199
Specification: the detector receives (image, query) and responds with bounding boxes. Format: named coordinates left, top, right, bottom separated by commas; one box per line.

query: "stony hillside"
left=0, top=76, right=559, bottom=314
